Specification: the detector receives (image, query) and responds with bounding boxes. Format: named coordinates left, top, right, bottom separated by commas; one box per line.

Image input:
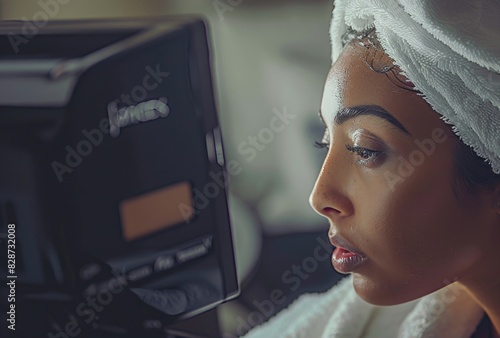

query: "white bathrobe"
left=242, top=276, right=484, bottom=338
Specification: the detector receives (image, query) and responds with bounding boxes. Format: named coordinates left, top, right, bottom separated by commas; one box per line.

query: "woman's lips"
left=329, top=235, right=367, bottom=273
left=331, top=247, right=367, bottom=273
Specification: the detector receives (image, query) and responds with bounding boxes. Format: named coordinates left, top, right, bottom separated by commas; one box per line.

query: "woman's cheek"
left=359, top=175, right=427, bottom=267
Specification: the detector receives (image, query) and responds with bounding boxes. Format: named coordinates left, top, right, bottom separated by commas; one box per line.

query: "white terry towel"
left=241, top=275, right=484, bottom=338
left=330, top=0, right=500, bottom=174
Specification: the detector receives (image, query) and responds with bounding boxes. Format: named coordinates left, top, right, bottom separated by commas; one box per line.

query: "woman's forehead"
left=321, top=44, right=402, bottom=119
left=321, top=43, right=454, bottom=139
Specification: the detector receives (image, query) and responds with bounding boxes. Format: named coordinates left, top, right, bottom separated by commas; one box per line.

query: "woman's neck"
left=458, top=242, right=500, bottom=338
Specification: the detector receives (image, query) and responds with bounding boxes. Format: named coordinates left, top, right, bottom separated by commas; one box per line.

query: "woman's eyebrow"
left=334, top=105, right=411, bottom=136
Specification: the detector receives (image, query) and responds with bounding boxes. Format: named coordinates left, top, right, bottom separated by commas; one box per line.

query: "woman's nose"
left=309, top=147, right=353, bottom=220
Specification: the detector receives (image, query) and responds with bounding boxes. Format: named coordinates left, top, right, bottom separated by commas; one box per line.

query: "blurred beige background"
left=0, top=0, right=168, bottom=19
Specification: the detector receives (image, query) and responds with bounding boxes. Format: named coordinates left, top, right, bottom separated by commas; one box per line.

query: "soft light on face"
left=310, top=42, right=491, bottom=305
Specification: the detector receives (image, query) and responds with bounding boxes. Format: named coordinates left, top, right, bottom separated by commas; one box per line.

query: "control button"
left=127, top=265, right=153, bottom=282
left=203, top=236, right=213, bottom=249
left=213, top=127, right=225, bottom=166
left=143, top=319, right=162, bottom=329
left=154, top=255, right=175, bottom=272
left=205, top=131, right=216, bottom=163
left=175, top=235, right=213, bottom=264
left=176, top=243, right=209, bottom=264
left=79, top=263, right=101, bottom=280
left=132, top=288, right=188, bottom=315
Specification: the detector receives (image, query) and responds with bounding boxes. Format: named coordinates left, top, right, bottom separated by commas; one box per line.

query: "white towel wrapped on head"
left=330, top=0, right=500, bottom=174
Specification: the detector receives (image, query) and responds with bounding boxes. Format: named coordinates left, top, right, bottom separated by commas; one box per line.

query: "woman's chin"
left=351, top=273, right=429, bottom=306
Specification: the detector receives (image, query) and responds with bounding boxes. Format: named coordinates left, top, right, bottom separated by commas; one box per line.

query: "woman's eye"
left=345, top=144, right=383, bottom=164
left=314, top=140, right=330, bottom=149
left=314, top=128, right=330, bottom=149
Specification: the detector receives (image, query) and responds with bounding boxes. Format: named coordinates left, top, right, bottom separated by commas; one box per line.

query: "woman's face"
left=310, top=42, right=493, bottom=305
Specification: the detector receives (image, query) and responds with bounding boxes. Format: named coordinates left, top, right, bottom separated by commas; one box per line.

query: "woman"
left=242, top=0, right=500, bottom=337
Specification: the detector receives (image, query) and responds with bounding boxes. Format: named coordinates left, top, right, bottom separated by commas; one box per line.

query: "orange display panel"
left=120, top=181, right=194, bottom=241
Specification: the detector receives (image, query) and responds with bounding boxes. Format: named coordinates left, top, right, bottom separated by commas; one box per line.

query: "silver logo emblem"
left=107, top=97, right=170, bottom=138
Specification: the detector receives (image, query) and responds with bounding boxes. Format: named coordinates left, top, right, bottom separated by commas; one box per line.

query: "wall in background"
left=0, top=0, right=168, bottom=19
left=168, top=0, right=332, bottom=234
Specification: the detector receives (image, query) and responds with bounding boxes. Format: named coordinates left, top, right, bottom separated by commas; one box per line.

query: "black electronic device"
left=0, top=17, right=238, bottom=338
